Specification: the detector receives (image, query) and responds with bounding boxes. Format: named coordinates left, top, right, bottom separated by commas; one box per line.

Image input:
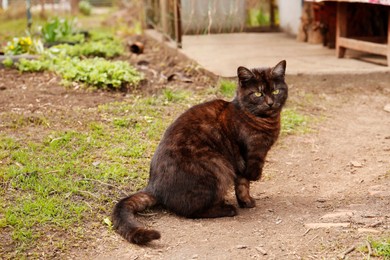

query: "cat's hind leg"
left=190, top=201, right=237, bottom=218
left=235, top=176, right=256, bottom=208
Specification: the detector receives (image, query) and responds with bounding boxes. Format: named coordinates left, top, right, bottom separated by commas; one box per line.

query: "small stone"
left=236, top=245, right=248, bottom=249
left=350, top=161, right=363, bottom=168
left=384, top=104, right=390, bottom=113
left=92, top=161, right=101, bottom=167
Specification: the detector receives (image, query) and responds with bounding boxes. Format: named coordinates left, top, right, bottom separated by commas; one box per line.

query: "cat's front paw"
left=237, top=197, right=256, bottom=208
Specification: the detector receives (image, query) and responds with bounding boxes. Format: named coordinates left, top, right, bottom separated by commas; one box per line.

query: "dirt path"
left=80, top=74, right=390, bottom=259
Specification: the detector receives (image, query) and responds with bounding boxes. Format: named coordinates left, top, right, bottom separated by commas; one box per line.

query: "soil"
left=1, top=35, right=389, bottom=259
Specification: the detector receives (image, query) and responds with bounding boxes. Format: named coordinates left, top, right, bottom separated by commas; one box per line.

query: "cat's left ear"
left=271, top=60, right=286, bottom=78
left=237, top=66, right=254, bottom=82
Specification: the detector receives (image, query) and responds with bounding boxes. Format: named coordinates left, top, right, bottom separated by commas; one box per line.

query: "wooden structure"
left=336, top=1, right=390, bottom=66
left=307, top=0, right=390, bottom=66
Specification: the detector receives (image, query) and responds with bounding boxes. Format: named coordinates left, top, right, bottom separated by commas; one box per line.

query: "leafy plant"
left=3, top=36, right=43, bottom=55
left=370, top=238, right=390, bottom=258
left=54, top=39, right=124, bottom=58
left=2, top=57, right=13, bottom=68
left=79, top=0, right=92, bottom=16
left=41, top=17, right=78, bottom=43
left=52, top=57, right=143, bottom=89
left=16, top=58, right=51, bottom=72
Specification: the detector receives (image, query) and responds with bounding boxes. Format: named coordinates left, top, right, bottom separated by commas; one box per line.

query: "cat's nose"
left=266, top=98, right=274, bottom=107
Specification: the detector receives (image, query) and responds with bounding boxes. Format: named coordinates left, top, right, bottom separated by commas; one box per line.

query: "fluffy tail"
left=112, top=191, right=161, bottom=244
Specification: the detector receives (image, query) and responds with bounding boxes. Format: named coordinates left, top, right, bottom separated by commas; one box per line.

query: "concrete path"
left=177, top=32, right=389, bottom=77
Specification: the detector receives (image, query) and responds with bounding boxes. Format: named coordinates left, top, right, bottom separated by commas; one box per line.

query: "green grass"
left=281, top=108, right=310, bottom=135
left=0, top=86, right=311, bottom=258
left=358, top=238, right=390, bottom=259
left=218, top=79, right=236, bottom=98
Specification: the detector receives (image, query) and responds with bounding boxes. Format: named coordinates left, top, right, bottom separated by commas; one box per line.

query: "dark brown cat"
left=112, top=60, right=288, bottom=244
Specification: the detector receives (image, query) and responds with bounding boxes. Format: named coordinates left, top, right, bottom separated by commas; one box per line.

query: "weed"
left=162, top=88, right=191, bottom=103
left=218, top=79, right=236, bottom=98
left=281, top=108, right=310, bottom=135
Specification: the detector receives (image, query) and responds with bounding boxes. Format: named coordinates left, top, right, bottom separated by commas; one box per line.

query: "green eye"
left=254, top=92, right=262, bottom=97
left=272, top=89, right=280, bottom=95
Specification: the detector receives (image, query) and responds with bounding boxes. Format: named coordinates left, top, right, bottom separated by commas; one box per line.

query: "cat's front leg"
left=235, top=176, right=256, bottom=208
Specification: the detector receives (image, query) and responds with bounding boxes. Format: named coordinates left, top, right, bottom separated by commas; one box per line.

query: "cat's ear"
left=237, top=66, right=254, bottom=82
left=271, top=60, right=286, bottom=78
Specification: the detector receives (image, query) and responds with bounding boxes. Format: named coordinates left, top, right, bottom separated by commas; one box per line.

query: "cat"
left=112, top=60, right=288, bottom=245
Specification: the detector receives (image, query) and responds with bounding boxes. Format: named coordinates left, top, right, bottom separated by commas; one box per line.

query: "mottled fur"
left=112, top=60, right=288, bottom=244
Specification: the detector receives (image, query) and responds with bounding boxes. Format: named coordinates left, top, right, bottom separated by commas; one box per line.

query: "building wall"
left=277, top=0, right=302, bottom=36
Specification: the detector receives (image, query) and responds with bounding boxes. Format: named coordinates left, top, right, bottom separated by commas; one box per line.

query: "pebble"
left=384, top=104, right=390, bottom=113
left=350, top=160, right=363, bottom=167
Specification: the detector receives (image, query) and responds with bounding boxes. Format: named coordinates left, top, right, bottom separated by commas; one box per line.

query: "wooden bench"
left=335, top=1, right=390, bottom=66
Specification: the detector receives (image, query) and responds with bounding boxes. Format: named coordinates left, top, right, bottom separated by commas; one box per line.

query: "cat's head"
left=235, top=60, right=288, bottom=117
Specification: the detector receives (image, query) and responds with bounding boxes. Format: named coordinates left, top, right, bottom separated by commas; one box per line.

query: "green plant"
left=2, top=57, right=13, bottom=68
left=41, top=17, right=77, bottom=43
left=54, top=39, right=124, bottom=58
left=218, top=79, right=236, bottom=98
left=3, top=36, right=42, bottom=55
left=16, top=58, right=51, bottom=72
left=281, top=108, right=310, bottom=135
left=162, top=89, right=191, bottom=103
left=52, top=57, right=143, bottom=89
left=79, top=0, right=92, bottom=16
left=371, top=238, right=390, bottom=258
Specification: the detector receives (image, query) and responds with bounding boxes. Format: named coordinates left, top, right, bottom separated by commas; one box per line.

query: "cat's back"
left=154, top=99, right=234, bottom=155
left=167, top=99, right=231, bottom=134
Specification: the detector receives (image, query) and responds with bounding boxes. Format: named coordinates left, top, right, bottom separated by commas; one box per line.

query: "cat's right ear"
left=237, top=66, right=254, bottom=82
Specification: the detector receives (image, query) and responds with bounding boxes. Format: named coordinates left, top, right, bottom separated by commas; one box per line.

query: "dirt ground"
left=1, top=36, right=389, bottom=259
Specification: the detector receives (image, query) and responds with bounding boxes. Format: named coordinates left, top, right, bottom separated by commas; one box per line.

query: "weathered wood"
left=159, top=0, right=168, bottom=41
left=338, top=37, right=388, bottom=56
left=387, top=8, right=390, bottom=65
left=336, top=2, right=347, bottom=58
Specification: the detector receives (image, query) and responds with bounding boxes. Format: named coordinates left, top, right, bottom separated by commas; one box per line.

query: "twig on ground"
left=303, top=228, right=312, bottom=236
left=83, top=177, right=117, bottom=189
left=338, top=245, right=355, bottom=259
left=367, top=220, right=382, bottom=228
left=78, top=189, right=100, bottom=199
left=255, top=246, right=267, bottom=255
left=365, top=240, right=372, bottom=258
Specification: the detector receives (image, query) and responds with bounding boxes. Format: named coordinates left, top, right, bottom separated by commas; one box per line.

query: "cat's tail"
left=112, top=191, right=161, bottom=244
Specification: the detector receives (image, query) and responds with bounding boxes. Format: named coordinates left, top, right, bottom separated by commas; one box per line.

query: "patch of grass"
left=370, top=238, right=390, bottom=258
left=359, top=238, right=390, bottom=259
left=162, top=88, right=191, bottom=103
left=281, top=108, right=310, bottom=135
left=0, top=86, right=312, bottom=258
left=0, top=89, right=195, bottom=258
left=218, top=79, right=236, bottom=98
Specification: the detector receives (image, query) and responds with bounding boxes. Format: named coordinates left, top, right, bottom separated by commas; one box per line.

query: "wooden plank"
left=338, top=37, right=388, bottom=56
left=336, top=2, right=347, bottom=58
left=387, top=8, right=390, bottom=65
left=173, top=0, right=182, bottom=48
left=160, top=0, right=168, bottom=41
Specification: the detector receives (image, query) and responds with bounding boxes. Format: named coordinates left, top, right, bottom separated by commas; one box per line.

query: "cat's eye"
left=254, top=92, right=262, bottom=97
left=272, top=89, right=280, bottom=95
